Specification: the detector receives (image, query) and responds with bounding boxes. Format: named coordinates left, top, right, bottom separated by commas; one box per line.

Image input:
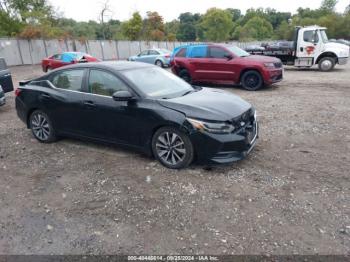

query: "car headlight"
left=187, top=118, right=235, bottom=134
left=264, top=62, right=275, bottom=69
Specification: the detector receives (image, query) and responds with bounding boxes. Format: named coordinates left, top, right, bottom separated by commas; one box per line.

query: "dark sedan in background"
left=0, top=86, right=5, bottom=106
left=0, top=58, right=14, bottom=106
left=16, top=62, right=258, bottom=169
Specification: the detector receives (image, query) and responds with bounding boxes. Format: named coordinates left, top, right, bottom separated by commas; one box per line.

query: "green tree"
left=176, top=12, right=201, bottom=41
left=200, top=8, right=233, bottom=41
left=274, top=20, right=293, bottom=40
left=164, top=20, right=179, bottom=40
left=142, top=11, right=165, bottom=41
left=320, top=0, right=338, bottom=13
left=122, top=12, right=142, bottom=40
left=240, top=16, right=273, bottom=40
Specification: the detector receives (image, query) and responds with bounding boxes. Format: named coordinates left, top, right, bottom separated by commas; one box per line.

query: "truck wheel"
left=179, top=69, right=192, bottom=83
left=241, top=70, right=263, bottom=91
left=318, top=57, right=335, bottom=72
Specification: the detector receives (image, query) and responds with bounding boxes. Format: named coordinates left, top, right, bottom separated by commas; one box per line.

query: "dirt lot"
left=0, top=63, right=349, bottom=255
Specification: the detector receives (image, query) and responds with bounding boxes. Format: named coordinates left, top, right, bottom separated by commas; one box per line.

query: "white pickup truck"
left=246, top=26, right=350, bottom=72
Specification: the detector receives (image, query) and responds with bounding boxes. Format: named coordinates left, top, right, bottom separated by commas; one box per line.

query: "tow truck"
left=246, top=26, right=349, bottom=71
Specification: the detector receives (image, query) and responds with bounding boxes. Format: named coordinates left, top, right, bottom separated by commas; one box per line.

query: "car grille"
left=274, top=62, right=283, bottom=68
left=232, top=109, right=255, bottom=130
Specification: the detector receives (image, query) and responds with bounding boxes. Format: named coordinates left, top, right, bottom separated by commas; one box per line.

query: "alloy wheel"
left=31, top=113, right=50, bottom=141
left=155, top=60, right=163, bottom=67
left=156, top=132, right=186, bottom=166
left=245, top=74, right=259, bottom=89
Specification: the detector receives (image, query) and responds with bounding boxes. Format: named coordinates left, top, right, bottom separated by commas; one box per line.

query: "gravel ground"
left=0, top=63, right=349, bottom=255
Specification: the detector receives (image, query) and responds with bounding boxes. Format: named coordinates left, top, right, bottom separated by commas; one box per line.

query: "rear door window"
left=149, top=50, right=159, bottom=55
left=51, top=69, right=85, bottom=91
left=208, top=47, right=230, bottom=59
left=189, top=46, right=207, bottom=58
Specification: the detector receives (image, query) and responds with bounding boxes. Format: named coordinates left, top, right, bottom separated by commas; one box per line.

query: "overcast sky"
left=49, top=0, right=349, bottom=22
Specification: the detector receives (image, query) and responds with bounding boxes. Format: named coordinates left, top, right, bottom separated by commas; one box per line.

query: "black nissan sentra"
left=15, top=62, right=258, bottom=169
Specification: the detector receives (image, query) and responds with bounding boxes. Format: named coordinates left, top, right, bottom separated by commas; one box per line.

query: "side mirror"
left=112, top=90, right=134, bottom=101
left=224, top=54, right=233, bottom=60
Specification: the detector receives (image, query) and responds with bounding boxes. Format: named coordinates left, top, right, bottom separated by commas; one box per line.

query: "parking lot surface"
left=0, top=64, right=349, bottom=254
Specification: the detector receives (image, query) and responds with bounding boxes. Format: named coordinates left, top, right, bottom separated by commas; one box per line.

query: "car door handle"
left=83, top=101, right=96, bottom=108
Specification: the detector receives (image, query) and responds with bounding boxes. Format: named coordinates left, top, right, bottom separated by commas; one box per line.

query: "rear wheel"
left=179, top=69, right=192, bottom=83
left=318, top=57, right=335, bottom=72
left=241, top=70, right=263, bottom=91
left=152, top=127, right=194, bottom=169
left=29, top=110, right=57, bottom=143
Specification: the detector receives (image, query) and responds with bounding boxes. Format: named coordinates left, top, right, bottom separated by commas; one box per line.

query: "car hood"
left=158, top=88, right=251, bottom=121
left=243, top=55, right=281, bottom=63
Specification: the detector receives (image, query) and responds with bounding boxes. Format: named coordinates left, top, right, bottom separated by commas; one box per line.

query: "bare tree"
left=98, top=0, right=112, bottom=40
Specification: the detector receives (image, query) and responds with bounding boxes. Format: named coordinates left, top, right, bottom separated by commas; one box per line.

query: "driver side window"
left=303, top=30, right=319, bottom=43
left=139, top=50, right=149, bottom=56
left=88, top=70, right=128, bottom=97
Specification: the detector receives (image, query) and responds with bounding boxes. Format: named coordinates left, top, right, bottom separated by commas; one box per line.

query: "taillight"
left=165, top=54, right=170, bottom=58
left=15, top=88, right=22, bottom=97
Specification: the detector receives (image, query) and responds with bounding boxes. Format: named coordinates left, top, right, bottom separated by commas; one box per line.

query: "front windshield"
left=121, top=67, right=194, bottom=99
left=320, top=30, right=328, bottom=43
left=226, top=46, right=250, bottom=57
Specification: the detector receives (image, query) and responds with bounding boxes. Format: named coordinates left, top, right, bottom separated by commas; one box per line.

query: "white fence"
left=0, top=38, right=271, bottom=66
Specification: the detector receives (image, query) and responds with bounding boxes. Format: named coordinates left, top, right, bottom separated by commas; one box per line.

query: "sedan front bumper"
left=190, top=121, right=259, bottom=165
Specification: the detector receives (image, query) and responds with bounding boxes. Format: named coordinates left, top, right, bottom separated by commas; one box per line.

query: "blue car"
left=128, top=49, right=172, bottom=68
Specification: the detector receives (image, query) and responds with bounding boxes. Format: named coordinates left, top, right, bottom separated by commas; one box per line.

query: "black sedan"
left=15, top=62, right=258, bottom=169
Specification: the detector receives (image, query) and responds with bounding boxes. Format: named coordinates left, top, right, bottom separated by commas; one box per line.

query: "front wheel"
left=318, top=57, right=335, bottom=72
left=155, top=60, right=164, bottom=68
left=179, top=69, right=192, bottom=83
left=29, top=110, right=57, bottom=143
left=152, top=127, right=194, bottom=169
left=241, top=70, right=263, bottom=91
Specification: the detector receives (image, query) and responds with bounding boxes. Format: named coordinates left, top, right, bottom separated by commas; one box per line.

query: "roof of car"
left=53, top=61, right=153, bottom=72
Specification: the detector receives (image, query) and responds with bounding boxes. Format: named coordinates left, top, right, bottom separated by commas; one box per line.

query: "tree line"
left=0, top=0, right=349, bottom=41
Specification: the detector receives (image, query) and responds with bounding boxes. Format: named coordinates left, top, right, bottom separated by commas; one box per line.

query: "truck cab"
left=294, top=26, right=349, bottom=71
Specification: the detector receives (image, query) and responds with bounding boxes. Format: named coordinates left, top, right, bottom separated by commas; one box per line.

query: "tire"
left=155, top=60, right=164, bottom=68
left=318, top=57, right=335, bottom=72
left=29, top=110, right=57, bottom=143
left=152, top=127, right=194, bottom=169
left=179, top=69, right=192, bottom=83
left=241, top=70, right=263, bottom=91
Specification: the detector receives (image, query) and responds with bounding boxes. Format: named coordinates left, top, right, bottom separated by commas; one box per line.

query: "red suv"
left=170, top=44, right=283, bottom=91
